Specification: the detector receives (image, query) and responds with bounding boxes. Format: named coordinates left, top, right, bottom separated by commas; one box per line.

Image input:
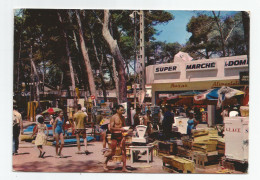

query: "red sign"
left=91, top=95, right=95, bottom=100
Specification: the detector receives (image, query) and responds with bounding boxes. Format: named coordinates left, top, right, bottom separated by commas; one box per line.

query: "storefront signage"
left=170, top=83, right=188, bottom=88
left=154, top=65, right=180, bottom=73
left=186, top=62, right=216, bottom=71
left=163, top=80, right=241, bottom=91
left=239, top=71, right=249, bottom=85
left=225, top=59, right=248, bottom=68
left=211, top=80, right=240, bottom=87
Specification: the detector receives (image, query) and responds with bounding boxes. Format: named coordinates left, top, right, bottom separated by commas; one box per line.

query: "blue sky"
left=154, top=10, right=239, bottom=45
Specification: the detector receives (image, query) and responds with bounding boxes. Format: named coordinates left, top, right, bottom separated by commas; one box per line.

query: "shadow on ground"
left=13, top=160, right=107, bottom=172
left=13, top=159, right=142, bottom=173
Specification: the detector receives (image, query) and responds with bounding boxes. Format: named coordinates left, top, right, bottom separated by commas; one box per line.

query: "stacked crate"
left=107, top=134, right=132, bottom=162
left=191, top=129, right=220, bottom=167
left=217, top=138, right=225, bottom=156
left=158, top=141, right=178, bottom=155
left=177, top=137, right=192, bottom=159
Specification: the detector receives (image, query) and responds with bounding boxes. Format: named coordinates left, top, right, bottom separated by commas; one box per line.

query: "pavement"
left=12, top=121, right=243, bottom=174
left=13, top=140, right=166, bottom=173
left=14, top=139, right=243, bottom=174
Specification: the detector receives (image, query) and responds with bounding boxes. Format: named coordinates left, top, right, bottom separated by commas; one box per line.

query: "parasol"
left=194, top=86, right=245, bottom=108
left=41, top=107, right=62, bottom=115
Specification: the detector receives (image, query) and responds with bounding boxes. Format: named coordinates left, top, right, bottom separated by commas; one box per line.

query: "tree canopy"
left=13, top=9, right=174, bottom=103
left=184, top=11, right=248, bottom=59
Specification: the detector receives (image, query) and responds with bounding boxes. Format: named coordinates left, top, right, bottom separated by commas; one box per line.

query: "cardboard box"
left=224, top=117, right=249, bottom=162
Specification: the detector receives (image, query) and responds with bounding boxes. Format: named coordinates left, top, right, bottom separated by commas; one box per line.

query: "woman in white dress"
left=32, top=116, right=49, bottom=158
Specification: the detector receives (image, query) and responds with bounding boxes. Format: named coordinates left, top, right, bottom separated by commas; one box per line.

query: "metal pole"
left=133, top=12, right=137, bottom=109
left=139, top=10, right=146, bottom=105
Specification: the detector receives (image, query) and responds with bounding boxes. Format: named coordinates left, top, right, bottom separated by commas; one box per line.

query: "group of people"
left=12, top=104, right=89, bottom=158
left=13, top=102, right=131, bottom=172
left=31, top=104, right=90, bottom=158
left=13, top=101, right=198, bottom=172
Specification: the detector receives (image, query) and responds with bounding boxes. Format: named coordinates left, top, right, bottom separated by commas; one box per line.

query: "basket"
left=240, top=106, right=249, bottom=117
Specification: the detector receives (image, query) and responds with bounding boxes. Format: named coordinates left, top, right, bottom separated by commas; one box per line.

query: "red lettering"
left=225, top=128, right=241, bottom=133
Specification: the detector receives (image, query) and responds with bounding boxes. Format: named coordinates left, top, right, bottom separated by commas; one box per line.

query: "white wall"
left=146, top=55, right=248, bottom=84
left=146, top=55, right=248, bottom=105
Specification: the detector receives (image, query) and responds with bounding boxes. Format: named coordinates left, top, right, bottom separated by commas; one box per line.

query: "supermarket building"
left=146, top=55, right=249, bottom=106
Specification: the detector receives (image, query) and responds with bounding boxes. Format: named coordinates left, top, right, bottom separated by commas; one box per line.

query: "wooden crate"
left=182, top=140, right=193, bottom=149
left=112, top=155, right=122, bottom=162
left=115, top=146, right=121, bottom=156
left=192, top=143, right=217, bottom=152
left=162, top=165, right=179, bottom=173
left=126, top=147, right=130, bottom=156
left=192, top=129, right=209, bottom=137
left=191, top=151, right=219, bottom=168
left=158, top=141, right=177, bottom=155
left=125, top=135, right=132, bottom=144
left=162, top=155, right=195, bottom=173
left=153, top=147, right=158, bottom=156
left=177, top=146, right=192, bottom=159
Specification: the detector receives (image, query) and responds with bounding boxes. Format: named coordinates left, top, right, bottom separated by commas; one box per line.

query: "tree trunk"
left=102, top=10, right=127, bottom=103
left=29, top=46, right=41, bottom=107
left=89, top=28, right=108, bottom=102
left=112, top=58, right=120, bottom=104
left=57, top=11, right=77, bottom=109
left=102, top=50, right=115, bottom=88
left=16, top=38, right=22, bottom=92
left=75, top=10, right=97, bottom=99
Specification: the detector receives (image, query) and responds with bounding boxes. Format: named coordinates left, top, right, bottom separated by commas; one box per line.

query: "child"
left=32, top=116, right=48, bottom=158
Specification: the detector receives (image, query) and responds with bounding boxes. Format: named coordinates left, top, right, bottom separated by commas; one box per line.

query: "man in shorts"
left=73, top=104, right=88, bottom=154
left=103, top=105, right=130, bottom=172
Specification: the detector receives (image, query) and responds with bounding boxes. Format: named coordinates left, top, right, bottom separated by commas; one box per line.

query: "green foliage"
left=184, top=11, right=246, bottom=59
left=13, top=9, right=174, bottom=94
left=146, top=41, right=182, bottom=64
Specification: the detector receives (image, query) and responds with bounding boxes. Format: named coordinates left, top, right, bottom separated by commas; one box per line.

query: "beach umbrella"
left=166, top=94, right=179, bottom=100
left=194, top=88, right=220, bottom=101
left=194, top=86, right=245, bottom=108
left=178, top=91, right=201, bottom=98
left=41, top=107, right=62, bottom=115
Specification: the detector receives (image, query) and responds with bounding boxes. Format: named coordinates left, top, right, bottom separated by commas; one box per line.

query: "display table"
left=129, top=145, right=154, bottom=163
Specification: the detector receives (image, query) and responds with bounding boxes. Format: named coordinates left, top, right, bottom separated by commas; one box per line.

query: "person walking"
left=53, top=111, right=65, bottom=158
left=103, top=105, right=130, bottom=172
left=73, top=104, right=88, bottom=154
left=13, top=102, right=23, bottom=155
left=31, top=116, right=49, bottom=158
left=162, top=105, right=174, bottom=140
